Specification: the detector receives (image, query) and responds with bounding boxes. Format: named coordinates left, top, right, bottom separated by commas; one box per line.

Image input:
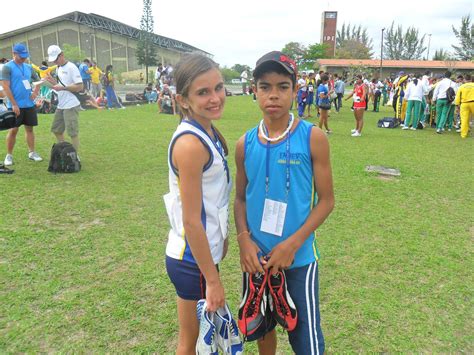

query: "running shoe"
left=238, top=272, right=268, bottom=336
left=4, top=154, right=13, bottom=166
left=267, top=270, right=297, bottom=331
left=196, top=299, right=218, bottom=355
left=215, top=303, right=244, bottom=354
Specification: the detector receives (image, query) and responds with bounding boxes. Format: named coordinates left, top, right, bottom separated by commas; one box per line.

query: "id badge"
left=22, top=80, right=31, bottom=90
left=260, top=198, right=287, bottom=237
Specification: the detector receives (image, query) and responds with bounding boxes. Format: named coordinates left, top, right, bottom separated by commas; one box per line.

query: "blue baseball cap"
left=13, top=43, right=29, bottom=58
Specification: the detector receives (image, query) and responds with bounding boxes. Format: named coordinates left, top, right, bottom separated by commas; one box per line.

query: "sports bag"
left=446, top=86, right=456, bottom=103
left=48, top=142, right=81, bottom=173
left=0, top=111, right=16, bottom=131
left=377, top=117, right=400, bottom=128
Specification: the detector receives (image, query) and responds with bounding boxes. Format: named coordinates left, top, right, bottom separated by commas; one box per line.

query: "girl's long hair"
left=174, top=53, right=228, bottom=155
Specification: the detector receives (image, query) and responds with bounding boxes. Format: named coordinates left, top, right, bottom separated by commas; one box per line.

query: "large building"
left=0, top=11, right=210, bottom=73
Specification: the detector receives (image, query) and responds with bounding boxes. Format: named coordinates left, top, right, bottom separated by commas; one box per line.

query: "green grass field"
left=1, top=97, right=473, bottom=353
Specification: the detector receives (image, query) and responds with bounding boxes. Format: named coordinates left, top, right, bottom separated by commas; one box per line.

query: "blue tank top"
left=244, top=119, right=320, bottom=269
left=5, top=61, right=34, bottom=109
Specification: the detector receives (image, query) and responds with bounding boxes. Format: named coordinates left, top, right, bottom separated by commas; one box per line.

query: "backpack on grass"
left=48, top=142, right=81, bottom=173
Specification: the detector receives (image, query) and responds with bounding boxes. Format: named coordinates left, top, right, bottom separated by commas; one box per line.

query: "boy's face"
left=254, top=72, right=295, bottom=119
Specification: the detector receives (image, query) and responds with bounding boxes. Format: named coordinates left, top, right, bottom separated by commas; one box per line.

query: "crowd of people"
left=292, top=68, right=472, bottom=138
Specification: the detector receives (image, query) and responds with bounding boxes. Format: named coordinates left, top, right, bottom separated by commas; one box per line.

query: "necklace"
left=259, top=114, right=294, bottom=142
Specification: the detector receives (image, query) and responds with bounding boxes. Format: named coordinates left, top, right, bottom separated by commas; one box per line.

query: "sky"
left=0, top=0, right=472, bottom=68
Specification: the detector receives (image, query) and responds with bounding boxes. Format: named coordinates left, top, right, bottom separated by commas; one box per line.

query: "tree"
left=281, top=42, right=307, bottom=67
left=302, top=43, right=328, bottom=70
left=336, top=23, right=373, bottom=54
left=335, top=39, right=372, bottom=59
left=62, top=44, right=86, bottom=64
left=384, top=22, right=426, bottom=60
left=281, top=42, right=327, bottom=71
left=452, top=15, right=474, bottom=61
left=231, top=64, right=251, bottom=74
left=433, top=49, right=450, bottom=61
left=136, top=0, right=158, bottom=83
left=220, top=67, right=240, bottom=82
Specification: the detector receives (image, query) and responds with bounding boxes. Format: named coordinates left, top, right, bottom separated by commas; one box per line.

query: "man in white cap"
left=45, top=45, right=83, bottom=157
left=1, top=43, right=42, bottom=166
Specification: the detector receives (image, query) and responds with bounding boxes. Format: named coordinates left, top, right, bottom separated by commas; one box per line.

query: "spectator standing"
left=402, top=74, right=424, bottom=130
left=334, top=74, right=345, bottom=112
left=432, top=71, right=455, bottom=134
left=2, top=43, right=42, bottom=166
left=454, top=74, right=474, bottom=138
left=305, top=72, right=316, bottom=117
left=155, top=64, right=163, bottom=87
left=345, top=74, right=367, bottom=137
left=240, top=69, right=248, bottom=95
left=79, top=59, right=91, bottom=91
left=317, top=74, right=332, bottom=134
left=89, top=62, right=103, bottom=98
left=45, top=45, right=83, bottom=156
left=297, top=72, right=307, bottom=118
left=103, top=65, right=123, bottom=109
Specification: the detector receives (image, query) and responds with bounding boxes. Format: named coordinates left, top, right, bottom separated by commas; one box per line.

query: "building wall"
left=0, top=20, right=183, bottom=72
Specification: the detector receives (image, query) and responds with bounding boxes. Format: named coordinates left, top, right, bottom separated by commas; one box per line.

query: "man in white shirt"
left=240, top=69, right=248, bottom=95
left=432, top=71, right=455, bottom=134
left=45, top=45, right=83, bottom=155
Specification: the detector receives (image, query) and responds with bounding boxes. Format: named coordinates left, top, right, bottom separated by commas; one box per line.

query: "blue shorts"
left=246, top=262, right=324, bottom=354
left=166, top=256, right=215, bottom=300
left=307, top=93, right=314, bottom=105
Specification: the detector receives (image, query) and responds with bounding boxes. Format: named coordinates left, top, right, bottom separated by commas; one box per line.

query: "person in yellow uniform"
left=32, top=61, right=57, bottom=98
left=89, top=62, right=104, bottom=98
left=454, top=74, right=474, bottom=139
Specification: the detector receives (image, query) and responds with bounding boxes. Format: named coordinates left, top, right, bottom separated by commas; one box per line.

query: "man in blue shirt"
left=79, top=59, right=91, bottom=91
left=334, top=74, right=345, bottom=112
left=1, top=43, right=42, bottom=166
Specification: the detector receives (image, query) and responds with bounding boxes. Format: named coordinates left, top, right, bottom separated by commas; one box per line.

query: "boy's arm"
left=264, top=127, right=335, bottom=273
left=234, top=135, right=265, bottom=274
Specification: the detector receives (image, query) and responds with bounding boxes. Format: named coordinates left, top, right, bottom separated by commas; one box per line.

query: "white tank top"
left=164, top=120, right=232, bottom=264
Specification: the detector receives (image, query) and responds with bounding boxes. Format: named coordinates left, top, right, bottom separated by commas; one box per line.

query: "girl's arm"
left=173, top=134, right=225, bottom=312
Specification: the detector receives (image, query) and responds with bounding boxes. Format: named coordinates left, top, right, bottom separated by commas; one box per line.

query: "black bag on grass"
left=48, top=142, right=81, bottom=173
left=0, top=111, right=16, bottom=131
left=377, top=117, right=400, bottom=128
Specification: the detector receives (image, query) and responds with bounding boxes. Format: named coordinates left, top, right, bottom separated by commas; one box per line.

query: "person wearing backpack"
left=45, top=45, right=83, bottom=159
left=432, top=71, right=455, bottom=134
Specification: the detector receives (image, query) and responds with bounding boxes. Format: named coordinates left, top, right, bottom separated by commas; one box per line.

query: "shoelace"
left=246, top=273, right=264, bottom=317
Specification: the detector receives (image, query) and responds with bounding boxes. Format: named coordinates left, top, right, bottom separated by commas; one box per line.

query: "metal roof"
left=0, top=11, right=209, bottom=55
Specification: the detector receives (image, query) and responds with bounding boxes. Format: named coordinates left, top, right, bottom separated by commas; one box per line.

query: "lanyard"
left=14, top=62, right=25, bottom=79
left=262, top=122, right=291, bottom=200
left=185, top=119, right=230, bottom=183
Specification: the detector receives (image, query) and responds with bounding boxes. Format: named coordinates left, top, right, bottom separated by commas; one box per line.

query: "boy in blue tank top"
left=234, top=51, right=335, bottom=354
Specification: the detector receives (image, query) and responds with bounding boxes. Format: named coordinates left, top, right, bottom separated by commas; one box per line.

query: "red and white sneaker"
left=238, top=272, right=268, bottom=336
left=267, top=270, right=297, bottom=331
